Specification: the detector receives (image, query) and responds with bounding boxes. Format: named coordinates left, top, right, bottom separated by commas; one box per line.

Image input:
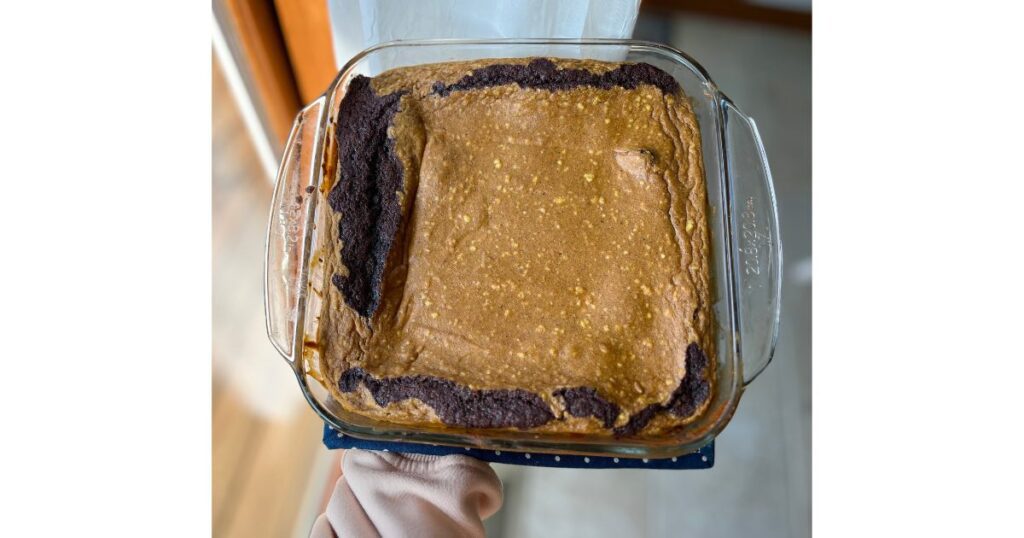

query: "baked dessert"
left=317, top=58, right=713, bottom=437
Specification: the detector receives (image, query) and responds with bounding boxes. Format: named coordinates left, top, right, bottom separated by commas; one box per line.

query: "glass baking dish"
left=265, top=39, right=781, bottom=459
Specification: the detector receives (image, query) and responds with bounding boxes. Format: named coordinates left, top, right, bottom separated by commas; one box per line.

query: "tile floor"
left=487, top=14, right=811, bottom=538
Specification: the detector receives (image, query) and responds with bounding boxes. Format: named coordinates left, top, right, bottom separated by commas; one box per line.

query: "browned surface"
left=319, top=60, right=713, bottom=436
left=274, top=0, right=338, bottom=103
left=215, top=0, right=302, bottom=148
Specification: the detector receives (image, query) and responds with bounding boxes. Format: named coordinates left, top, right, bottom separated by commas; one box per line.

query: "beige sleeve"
left=310, top=450, right=503, bottom=538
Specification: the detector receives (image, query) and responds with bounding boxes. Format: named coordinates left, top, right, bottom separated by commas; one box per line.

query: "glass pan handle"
left=722, top=98, right=783, bottom=386
left=264, top=97, right=326, bottom=365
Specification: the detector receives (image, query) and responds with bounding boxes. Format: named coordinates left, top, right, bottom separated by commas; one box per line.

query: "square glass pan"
left=266, top=39, right=781, bottom=459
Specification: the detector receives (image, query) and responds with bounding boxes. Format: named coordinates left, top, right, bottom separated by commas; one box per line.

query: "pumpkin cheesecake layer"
left=318, top=58, right=713, bottom=437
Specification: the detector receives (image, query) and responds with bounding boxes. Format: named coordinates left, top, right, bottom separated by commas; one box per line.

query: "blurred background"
left=212, top=1, right=809, bottom=536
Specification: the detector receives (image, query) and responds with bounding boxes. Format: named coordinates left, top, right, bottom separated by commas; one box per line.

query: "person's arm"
left=310, top=449, right=503, bottom=538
